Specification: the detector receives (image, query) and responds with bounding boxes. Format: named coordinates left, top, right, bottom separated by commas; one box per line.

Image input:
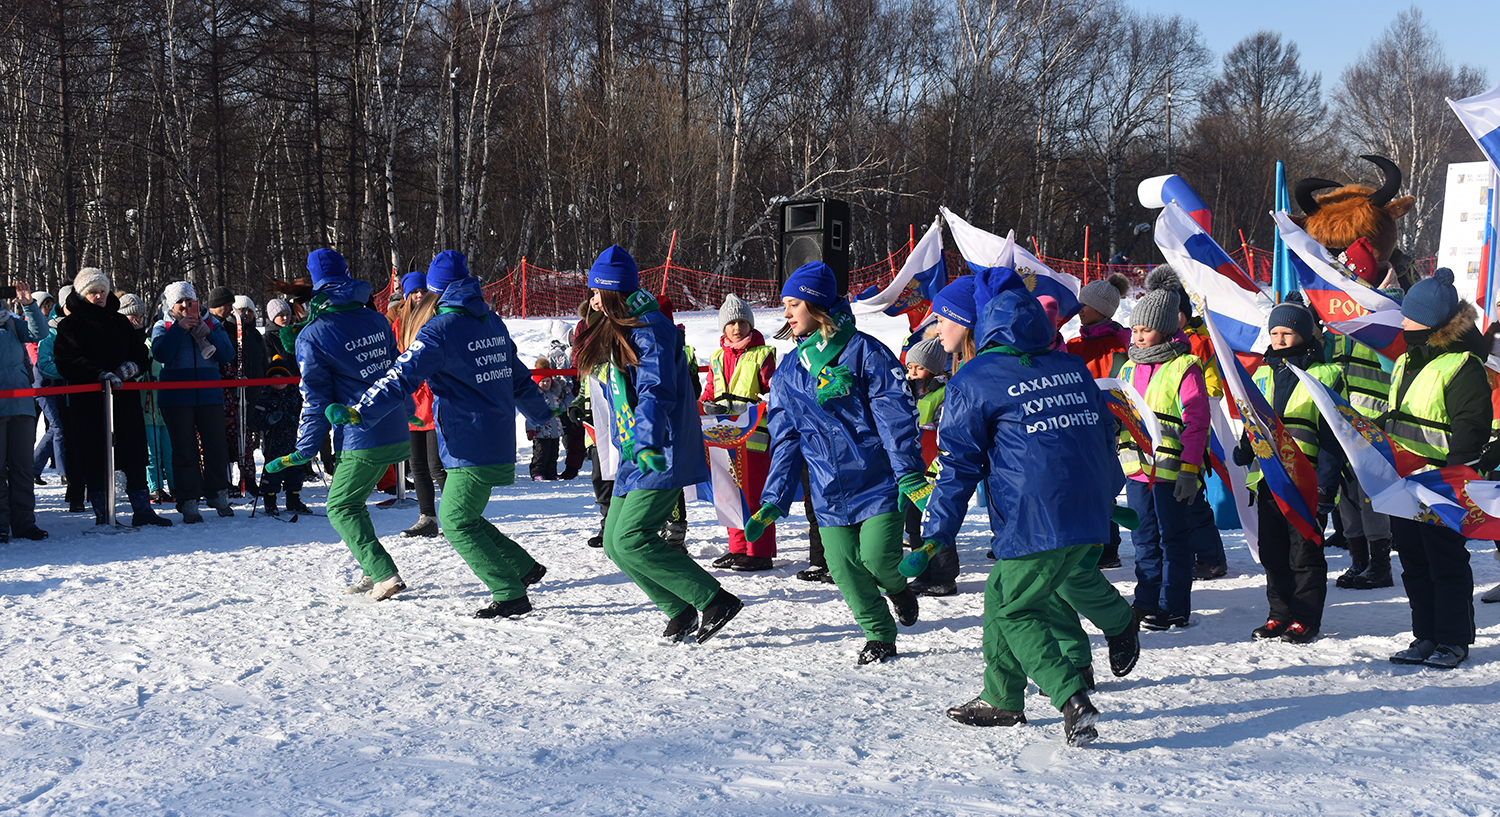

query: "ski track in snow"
left=3, top=310, right=1499, bottom=815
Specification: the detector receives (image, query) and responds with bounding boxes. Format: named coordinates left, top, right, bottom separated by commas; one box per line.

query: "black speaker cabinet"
left=777, top=198, right=850, bottom=297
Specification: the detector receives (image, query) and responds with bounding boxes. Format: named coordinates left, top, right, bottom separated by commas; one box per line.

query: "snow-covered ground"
left=3, top=309, right=1499, bottom=815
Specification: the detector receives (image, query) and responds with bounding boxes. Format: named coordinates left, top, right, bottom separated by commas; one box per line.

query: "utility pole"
left=448, top=53, right=461, bottom=253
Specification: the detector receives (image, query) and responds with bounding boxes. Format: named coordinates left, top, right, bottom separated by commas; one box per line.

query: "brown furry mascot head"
left=1290, top=155, right=1417, bottom=287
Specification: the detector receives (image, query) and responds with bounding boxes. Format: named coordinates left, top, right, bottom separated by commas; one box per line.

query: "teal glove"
left=637, top=448, right=668, bottom=473
left=743, top=502, right=782, bottom=543
left=551, top=405, right=568, bottom=418
left=896, top=472, right=933, bottom=513
left=326, top=403, right=361, bottom=426
left=408, top=415, right=422, bottom=426
left=900, top=539, right=943, bottom=578
left=1111, top=504, right=1141, bottom=531
left=266, top=452, right=312, bottom=474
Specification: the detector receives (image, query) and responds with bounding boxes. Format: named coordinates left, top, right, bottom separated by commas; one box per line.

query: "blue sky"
left=1134, top=1, right=1499, bottom=94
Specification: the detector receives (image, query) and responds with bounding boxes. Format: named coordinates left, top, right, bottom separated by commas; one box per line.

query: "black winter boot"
left=1348, top=539, right=1394, bottom=589
left=1335, top=536, right=1370, bottom=588
left=129, top=489, right=172, bottom=527
left=262, top=493, right=281, bottom=517
left=285, top=492, right=311, bottom=514
left=661, top=520, right=688, bottom=553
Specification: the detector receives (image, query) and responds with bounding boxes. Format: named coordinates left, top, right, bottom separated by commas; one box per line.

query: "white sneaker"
left=344, top=575, right=374, bottom=595
left=367, top=573, right=407, bottom=601
left=1481, top=583, right=1500, bottom=604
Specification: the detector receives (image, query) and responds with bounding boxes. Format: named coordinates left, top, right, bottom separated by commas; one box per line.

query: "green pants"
left=603, top=488, right=721, bottom=617
left=441, top=463, right=537, bottom=601
left=821, top=511, right=907, bottom=642
left=327, top=441, right=411, bottom=583
left=1050, top=544, right=1136, bottom=668
left=982, top=543, right=1093, bottom=712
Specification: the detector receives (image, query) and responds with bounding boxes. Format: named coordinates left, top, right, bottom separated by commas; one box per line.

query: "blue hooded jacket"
left=921, top=284, right=1124, bottom=560
left=607, top=307, right=709, bottom=495
left=354, top=277, right=551, bottom=469
left=760, top=303, right=924, bottom=527
left=291, top=276, right=411, bottom=458
left=150, top=305, right=235, bottom=407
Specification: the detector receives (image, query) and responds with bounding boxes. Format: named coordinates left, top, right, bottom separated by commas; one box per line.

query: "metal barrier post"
left=104, top=379, right=116, bottom=526
left=380, top=458, right=418, bottom=509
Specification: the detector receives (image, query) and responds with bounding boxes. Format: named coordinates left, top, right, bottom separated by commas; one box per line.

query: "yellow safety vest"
left=1330, top=334, right=1391, bottom=419
left=1252, top=361, right=1342, bottom=469
left=1117, top=354, right=1201, bottom=481
left=1386, top=351, right=1478, bottom=471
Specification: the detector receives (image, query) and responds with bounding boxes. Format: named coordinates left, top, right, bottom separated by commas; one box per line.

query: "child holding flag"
left=1384, top=269, right=1488, bottom=669
left=748, top=261, right=927, bottom=665
left=1117, top=271, right=1213, bottom=630
left=1236, top=301, right=1346, bottom=643
left=701, top=293, right=779, bottom=571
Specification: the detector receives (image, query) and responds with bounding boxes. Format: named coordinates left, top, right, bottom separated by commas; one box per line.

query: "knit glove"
left=897, top=472, right=933, bottom=513
left=1172, top=471, right=1200, bottom=504
left=1479, top=439, right=1500, bottom=474
left=1232, top=439, right=1255, bottom=467
left=636, top=448, right=667, bottom=473
left=701, top=401, right=728, bottom=415
left=743, top=502, right=782, bottom=543
left=900, top=539, right=942, bottom=578
left=116, top=361, right=140, bottom=381
left=187, top=320, right=211, bottom=340
left=325, top=403, right=361, bottom=426
left=265, top=452, right=311, bottom=474
left=98, top=371, right=122, bottom=389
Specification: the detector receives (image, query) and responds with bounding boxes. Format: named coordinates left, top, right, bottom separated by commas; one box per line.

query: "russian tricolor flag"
left=1203, top=309, right=1322, bottom=544
left=1095, top=377, right=1163, bottom=465
left=1273, top=212, right=1406, bottom=361
left=1449, top=81, right=1500, bottom=175
left=941, top=207, right=1081, bottom=321
left=852, top=217, right=947, bottom=326
left=1155, top=202, right=1273, bottom=357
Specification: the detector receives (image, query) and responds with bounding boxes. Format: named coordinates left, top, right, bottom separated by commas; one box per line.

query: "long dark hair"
left=574, top=290, right=645, bottom=374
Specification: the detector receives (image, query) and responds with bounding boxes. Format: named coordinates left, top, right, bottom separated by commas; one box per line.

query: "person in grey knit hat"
left=719, top=293, right=755, bottom=332
left=117, top=293, right=148, bottom=330
left=1078, top=273, right=1130, bottom=322
left=905, top=337, right=949, bottom=377
left=1118, top=261, right=1212, bottom=632
left=1131, top=266, right=1181, bottom=340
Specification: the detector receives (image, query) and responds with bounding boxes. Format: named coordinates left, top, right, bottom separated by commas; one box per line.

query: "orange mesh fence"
left=371, top=239, right=1439, bottom=319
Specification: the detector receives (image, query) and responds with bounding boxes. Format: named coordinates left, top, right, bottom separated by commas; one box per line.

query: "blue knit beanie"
left=780, top=262, right=839, bottom=309
left=401, top=271, right=427, bottom=297
left=1401, top=267, right=1459, bottom=329
left=1268, top=301, right=1316, bottom=345
left=588, top=246, right=639, bottom=292
left=426, top=251, right=470, bottom=294
left=307, top=249, right=349, bottom=287
left=929, top=275, right=977, bottom=328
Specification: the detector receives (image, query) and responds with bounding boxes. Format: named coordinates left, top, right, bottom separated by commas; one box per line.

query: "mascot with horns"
left=1290, top=154, right=1419, bottom=291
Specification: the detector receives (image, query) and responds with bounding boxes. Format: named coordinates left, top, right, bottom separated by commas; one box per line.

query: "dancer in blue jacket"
left=748, top=261, right=927, bottom=666
left=333, top=251, right=556, bottom=618
left=266, top=249, right=413, bottom=601
left=924, top=268, right=1127, bottom=746
left=577, top=246, right=744, bottom=643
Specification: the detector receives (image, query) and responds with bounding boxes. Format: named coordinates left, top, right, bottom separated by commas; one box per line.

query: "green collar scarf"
left=979, top=343, right=1048, bottom=367
left=279, top=291, right=362, bottom=350
left=605, top=290, right=661, bottom=462
left=796, top=309, right=857, bottom=405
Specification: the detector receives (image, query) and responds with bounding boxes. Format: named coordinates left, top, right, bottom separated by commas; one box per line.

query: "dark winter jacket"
left=1391, top=305, right=1492, bottom=467
left=150, top=305, right=235, bottom=407
left=1259, top=343, right=1347, bottom=494
left=606, top=307, right=709, bottom=495
left=922, top=287, right=1124, bottom=560
left=220, top=311, right=267, bottom=407
left=55, top=291, right=152, bottom=481
left=292, top=277, right=410, bottom=459
left=356, top=277, right=550, bottom=469
left=0, top=301, right=45, bottom=416
left=761, top=304, right=925, bottom=527
left=252, top=383, right=302, bottom=461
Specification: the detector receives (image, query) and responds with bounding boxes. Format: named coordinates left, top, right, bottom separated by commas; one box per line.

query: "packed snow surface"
left=3, top=309, right=1498, bottom=815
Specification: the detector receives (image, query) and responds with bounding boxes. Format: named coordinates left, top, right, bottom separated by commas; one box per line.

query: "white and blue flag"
left=1449, top=81, right=1500, bottom=174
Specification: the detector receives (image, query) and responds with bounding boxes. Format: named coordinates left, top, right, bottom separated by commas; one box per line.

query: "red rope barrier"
left=0, top=376, right=303, bottom=400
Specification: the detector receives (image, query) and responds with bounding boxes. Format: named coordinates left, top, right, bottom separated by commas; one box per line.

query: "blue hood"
left=436, top=276, right=491, bottom=316
left=314, top=275, right=372, bottom=307
left=975, top=285, right=1054, bottom=355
